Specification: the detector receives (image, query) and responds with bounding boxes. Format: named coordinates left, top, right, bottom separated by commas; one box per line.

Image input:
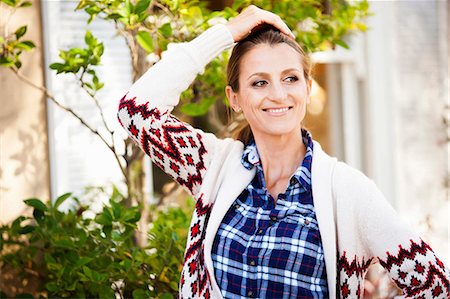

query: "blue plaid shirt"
left=211, top=130, right=328, bottom=298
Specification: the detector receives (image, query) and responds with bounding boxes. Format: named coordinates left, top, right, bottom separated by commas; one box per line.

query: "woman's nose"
left=267, top=82, right=287, bottom=101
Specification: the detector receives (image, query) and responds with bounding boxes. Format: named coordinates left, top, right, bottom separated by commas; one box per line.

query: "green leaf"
left=159, top=23, right=172, bottom=38
left=1, top=0, right=16, bottom=7
left=74, top=257, right=93, bottom=269
left=98, top=285, right=115, bottom=299
left=84, top=31, right=95, bottom=47
left=44, top=253, right=56, bottom=264
left=0, top=56, right=15, bottom=67
left=14, top=59, right=22, bottom=69
left=54, top=192, right=72, bottom=209
left=125, top=0, right=134, bottom=14
left=111, top=230, right=121, bottom=241
left=15, top=26, right=27, bottom=39
left=105, top=13, right=123, bottom=20
left=24, top=198, right=48, bottom=211
left=111, top=200, right=122, bottom=220
left=334, top=39, right=349, bottom=49
left=45, top=281, right=58, bottom=292
left=53, top=239, right=75, bottom=249
left=18, top=225, right=35, bottom=234
left=135, top=0, right=151, bottom=14
left=159, top=293, right=174, bottom=299
left=82, top=266, right=93, bottom=279
left=32, top=209, right=45, bottom=224
left=122, top=209, right=140, bottom=223
left=75, top=0, right=89, bottom=10
left=132, top=289, right=149, bottom=299
left=19, top=1, right=32, bottom=8
left=136, top=31, right=154, bottom=53
left=169, top=281, right=179, bottom=291
left=49, top=62, right=65, bottom=73
left=15, top=41, right=35, bottom=51
left=96, top=208, right=113, bottom=225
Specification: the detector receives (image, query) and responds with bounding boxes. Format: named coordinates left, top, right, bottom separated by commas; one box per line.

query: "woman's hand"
left=225, top=5, right=295, bottom=42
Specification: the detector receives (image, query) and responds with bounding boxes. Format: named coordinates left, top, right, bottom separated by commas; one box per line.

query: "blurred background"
left=0, top=0, right=448, bottom=298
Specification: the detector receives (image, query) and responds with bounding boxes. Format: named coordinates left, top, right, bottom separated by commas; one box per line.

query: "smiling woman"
left=117, top=5, right=450, bottom=299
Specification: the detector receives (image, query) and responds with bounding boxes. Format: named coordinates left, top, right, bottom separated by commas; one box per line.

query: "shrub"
left=0, top=190, right=194, bottom=299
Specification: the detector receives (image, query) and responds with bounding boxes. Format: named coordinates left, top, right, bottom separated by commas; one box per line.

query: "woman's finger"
left=261, top=11, right=295, bottom=38
left=226, top=5, right=295, bottom=42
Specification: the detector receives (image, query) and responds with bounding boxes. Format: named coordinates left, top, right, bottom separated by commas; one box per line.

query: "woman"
left=118, top=5, right=450, bottom=298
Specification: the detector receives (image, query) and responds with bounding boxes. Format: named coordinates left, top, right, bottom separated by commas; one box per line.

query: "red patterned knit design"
left=179, top=194, right=213, bottom=298
left=118, top=95, right=208, bottom=196
left=338, top=252, right=373, bottom=298
left=378, top=239, right=450, bottom=298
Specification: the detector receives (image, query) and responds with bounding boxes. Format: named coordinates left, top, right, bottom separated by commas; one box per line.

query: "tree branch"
left=77, top=74, right=113, bottom=135
left=10, top=68, right=128, bottom=182
left=114, top=21, right=139, bottom=81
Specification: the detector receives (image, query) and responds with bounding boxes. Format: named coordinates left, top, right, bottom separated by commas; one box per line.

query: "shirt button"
left=304, top=219, right=310, bottom=225
left=270, top=216, right=277, bottom=222
left=290, top=178, right=296, bottom=185
left=249, top=260, right=256, bottom=266
left=248, top=291, right=254, bottom=297
left=257, top=229, right=264, bottom=235
left=234, top=204, right=240, bottom=210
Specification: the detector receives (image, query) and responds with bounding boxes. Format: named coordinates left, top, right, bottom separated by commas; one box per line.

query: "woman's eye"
left=252, top=80, right=267, bottom=87
left=285, top=76, right=299, bottom=83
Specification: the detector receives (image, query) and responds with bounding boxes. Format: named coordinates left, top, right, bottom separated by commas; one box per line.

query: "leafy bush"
left=0, top=191, right=194, bottom=299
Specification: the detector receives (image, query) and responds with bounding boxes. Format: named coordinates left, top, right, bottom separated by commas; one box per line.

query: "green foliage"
left=146, top=199, right=194, bottom=295
left=1, top=1, right=35, bottom=69
left=0, top=0, right=31, bottom=8
left=49, top=31, right=105, bottom=94
left=64, top=0, right=370, bottom=116
left=0, top=23, right=35, bottom=69
left=0, top=192, right=194, bottom=298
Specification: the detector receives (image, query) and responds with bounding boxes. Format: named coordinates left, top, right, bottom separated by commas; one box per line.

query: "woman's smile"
left=262, top=106, right=293, bottom=116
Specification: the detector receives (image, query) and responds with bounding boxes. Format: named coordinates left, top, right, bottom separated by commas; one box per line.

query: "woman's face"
left=226, top=43, right=311, bottom=140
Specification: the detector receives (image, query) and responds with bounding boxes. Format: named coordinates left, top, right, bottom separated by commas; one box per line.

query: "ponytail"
left=232, top=120, right=253, bottom=145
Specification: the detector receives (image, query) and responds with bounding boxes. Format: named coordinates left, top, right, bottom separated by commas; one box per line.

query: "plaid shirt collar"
left=241, top=129, right=314, bottom=191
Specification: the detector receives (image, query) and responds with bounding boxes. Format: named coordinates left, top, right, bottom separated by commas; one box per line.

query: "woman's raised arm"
left=117, top=24, right=234, bottom=199
left=117, top=6, right=294, bottom=199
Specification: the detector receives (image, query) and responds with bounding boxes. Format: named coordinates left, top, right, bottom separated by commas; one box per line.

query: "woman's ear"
left=226, top=85, right=240, bottom=112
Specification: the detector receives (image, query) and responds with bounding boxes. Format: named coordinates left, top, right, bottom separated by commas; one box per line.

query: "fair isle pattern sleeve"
left=356, top=178, right=450, bottom=298
left=333, top=162, right=450, bottom=298
left=378, top=238, right=450, bottom=298
left=117, top=24, right=234, bottom=199
left=118, top=97, right=208, bottom=197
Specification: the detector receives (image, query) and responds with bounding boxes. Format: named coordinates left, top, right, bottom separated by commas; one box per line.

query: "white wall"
left=363, top=0, right=449, bottom=262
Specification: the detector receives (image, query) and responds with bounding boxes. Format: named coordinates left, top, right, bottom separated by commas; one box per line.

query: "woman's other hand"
left=225, top=5, right=295, bottom=42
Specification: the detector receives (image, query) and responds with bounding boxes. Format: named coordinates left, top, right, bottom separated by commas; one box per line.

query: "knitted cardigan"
left=118, top=24, right=450, bottom=298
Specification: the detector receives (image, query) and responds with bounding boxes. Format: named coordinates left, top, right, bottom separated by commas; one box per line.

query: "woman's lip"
left=262, top=107, right=293, bottom=113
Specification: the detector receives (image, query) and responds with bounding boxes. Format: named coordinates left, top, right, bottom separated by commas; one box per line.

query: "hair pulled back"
left=227, top=24, right=312, bottom=144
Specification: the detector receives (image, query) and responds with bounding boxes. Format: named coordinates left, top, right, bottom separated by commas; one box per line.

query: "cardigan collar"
left=310, top=141, right=338, bottom=298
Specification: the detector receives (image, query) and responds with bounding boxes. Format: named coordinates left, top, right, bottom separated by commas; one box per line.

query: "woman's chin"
left=255, top=125, right=301, bottom=139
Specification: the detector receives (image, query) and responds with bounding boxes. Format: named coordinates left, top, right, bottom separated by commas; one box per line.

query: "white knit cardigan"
left=118, top=24, right=450, bottom=299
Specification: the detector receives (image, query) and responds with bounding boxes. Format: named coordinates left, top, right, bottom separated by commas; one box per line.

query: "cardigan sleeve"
left=117, top=25, right=234, bottom=198
left=351, top=168, right=450, bottom=298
